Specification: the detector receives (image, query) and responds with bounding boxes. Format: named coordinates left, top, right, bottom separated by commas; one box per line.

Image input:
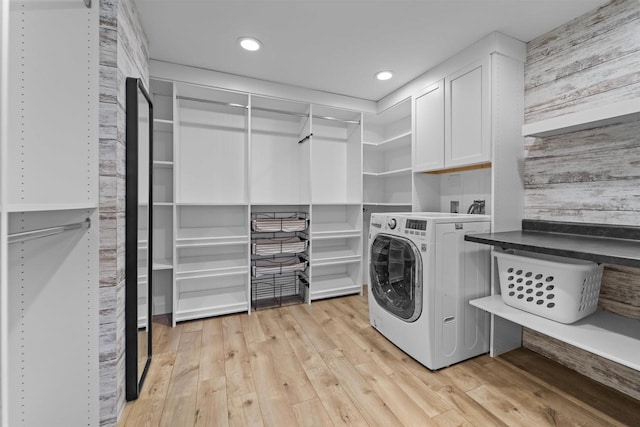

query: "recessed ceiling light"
left=238, top=37, right=262, bottom=52
left=375, top=70, right=393, bottom=81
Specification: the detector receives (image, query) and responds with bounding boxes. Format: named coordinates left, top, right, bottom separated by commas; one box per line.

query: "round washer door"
left=369, top=233, right=423, bottom=322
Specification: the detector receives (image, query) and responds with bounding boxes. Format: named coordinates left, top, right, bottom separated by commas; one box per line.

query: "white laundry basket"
left=494, top=250, right=603, bottom=324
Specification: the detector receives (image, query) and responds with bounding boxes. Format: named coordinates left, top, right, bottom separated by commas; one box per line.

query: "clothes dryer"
left=368, top=212, right=491, bottom=370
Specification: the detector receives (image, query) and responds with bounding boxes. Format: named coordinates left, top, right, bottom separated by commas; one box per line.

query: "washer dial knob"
left=388, top=218, right=397, bottom=230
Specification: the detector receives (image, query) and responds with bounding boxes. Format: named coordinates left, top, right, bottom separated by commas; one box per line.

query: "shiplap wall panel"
left=526, top=0, right=638, bottom=65
left=526, top=12, right=640, bottom=90
left=599, top=265, right=640, bottom=320
left=523, top=0, right=640, bottom=400
left=524, top=0, right=640, bottom=123
left=523, top=329, right=640, bottom=401
left=99, top=0, right=149, bottom=425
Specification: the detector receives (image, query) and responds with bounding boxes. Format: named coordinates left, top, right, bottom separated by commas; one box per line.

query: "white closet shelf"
left=312, top=245, right=359, bottom=260
left=153, top=118, right=173, bottom=133
left=312, top=247, right=361, bottom=266
left=522, top=98, right=640, bottom=137
left=363, top=131, right=411, bottom=147
left=176, top=226, right=248, bottom=247
left=176, top=202, right=249, bottom=206
left=177, top=254, right=248, bottom=279
left=153, top=160, right=173, bottom=168
left=6, top=202, right=98, bottom=213
left=309, top=273, right=360, bottom=300
left=470, top=295, right=640, bottom=371
left=312, top=223, right=361, bottom=240
left=176, top=288, right=248, bottom=322
left=311, top=202, right=362, bottom=206
left=363, top=167, right=412, bottom=177
left=364, top=202, right=413, bottom=207
left=153, top=259, right=173, bottom=270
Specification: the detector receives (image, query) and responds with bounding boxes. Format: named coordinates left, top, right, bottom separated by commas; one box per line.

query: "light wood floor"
left=119, top=292, right=640, bottom=426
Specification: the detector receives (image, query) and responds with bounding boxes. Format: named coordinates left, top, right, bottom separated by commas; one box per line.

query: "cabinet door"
left=445, top=58, right=490, bottom=168
left=413, top=80, right=444, bottom=172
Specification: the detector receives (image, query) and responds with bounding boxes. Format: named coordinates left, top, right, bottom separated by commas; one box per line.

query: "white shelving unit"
left=470, top=295, right=640, bottom=370
left=310, top=204, right=362, bottom=300
left=174, top=204, right=249, bottom=323
left=311, top=106, right=362, bottom=204
left=150, top=79, right=175, bottom=323
left=250, top=96, right=310, bottom=205
left=363, top=98, right=412, bottom=206
left=176, top=84, right=248, bottom=205
left=146, top=76, right=366, bottom=323
left=2, top=3, right=100, bottom=425
left=171, top=83, right=251, bottom=324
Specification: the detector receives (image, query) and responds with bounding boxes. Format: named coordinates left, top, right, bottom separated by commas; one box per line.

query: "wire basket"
left=494, top=250, right=603, bottom=324
left=252, top=272, right=308, bottom=311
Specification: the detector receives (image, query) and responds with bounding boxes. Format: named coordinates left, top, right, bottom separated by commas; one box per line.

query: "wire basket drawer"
left=251, top=236, right=308, bottom=256
left=494, top=250, right=604, bottom=324
left=251, top=256, right=308, bottom=277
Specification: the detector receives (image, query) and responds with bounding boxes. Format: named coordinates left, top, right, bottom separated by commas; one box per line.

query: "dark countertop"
left=465, top=221, right=640, bottom=267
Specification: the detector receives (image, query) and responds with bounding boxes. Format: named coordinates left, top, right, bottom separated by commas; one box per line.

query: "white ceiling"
left=134, top=0, right=608, bottom=102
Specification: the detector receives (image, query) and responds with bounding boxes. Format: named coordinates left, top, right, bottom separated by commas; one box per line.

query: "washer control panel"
left=402, top=218, right=428, bottom=238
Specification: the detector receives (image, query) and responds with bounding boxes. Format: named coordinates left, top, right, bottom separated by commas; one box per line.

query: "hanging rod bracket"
left=84, top=0, right=91, bottom=8
left=298, top=133, right=312, bottom=144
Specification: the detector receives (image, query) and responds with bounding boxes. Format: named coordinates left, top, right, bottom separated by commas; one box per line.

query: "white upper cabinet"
left=413, top=57, right=490, bottom=172
left=445, top=58, right=490, bottom=168
left=413, top=81, right=444, bottom=172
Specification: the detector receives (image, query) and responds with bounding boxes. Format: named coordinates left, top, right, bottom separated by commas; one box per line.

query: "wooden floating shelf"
left=522, top=98, right=640, bottom=137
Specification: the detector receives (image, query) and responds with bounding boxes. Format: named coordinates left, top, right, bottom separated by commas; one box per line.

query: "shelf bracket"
left=298, top=133, right=312, bottom=144
left=84, top=0, right=91, bottom=8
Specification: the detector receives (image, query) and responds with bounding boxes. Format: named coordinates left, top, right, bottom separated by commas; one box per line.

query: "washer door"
left=369, top=233, right=423, bottom=322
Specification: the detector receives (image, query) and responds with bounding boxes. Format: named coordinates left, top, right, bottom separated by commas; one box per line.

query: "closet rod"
left=177, top=95, right=248, bottom=109
left=176, top=95, right=360, bottom=124
left=8, top=218, right=91, bottom=244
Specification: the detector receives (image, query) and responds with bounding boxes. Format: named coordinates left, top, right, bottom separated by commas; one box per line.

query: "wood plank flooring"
left=119, top=293, right=640, bottom=426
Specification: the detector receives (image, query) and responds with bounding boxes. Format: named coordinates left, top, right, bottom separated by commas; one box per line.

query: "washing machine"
left=368, top=212, right=491, bottom=370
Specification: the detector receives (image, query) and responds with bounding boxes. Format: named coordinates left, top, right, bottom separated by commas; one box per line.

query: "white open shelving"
left=471, top=295, right=640, bottom=370
left=362, top=98, right=412, bottom=207
left=522, top=98, right=640, bottom=138
left=310, top=203, right=362, bottom=299
left=3, top=4, right=100, bottom=424
left=150, top=79, right=175, bottom=325
left=147, top=78, right=366, bottom=323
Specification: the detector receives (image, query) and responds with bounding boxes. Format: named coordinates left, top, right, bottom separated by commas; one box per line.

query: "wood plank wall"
left=99, top=0, right=149, bottom=425
left=523, top=0, right=640, bottom=400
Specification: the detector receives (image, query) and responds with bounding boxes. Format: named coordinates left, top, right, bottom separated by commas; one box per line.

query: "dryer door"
left=369, top=234, right=423, bottom=322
